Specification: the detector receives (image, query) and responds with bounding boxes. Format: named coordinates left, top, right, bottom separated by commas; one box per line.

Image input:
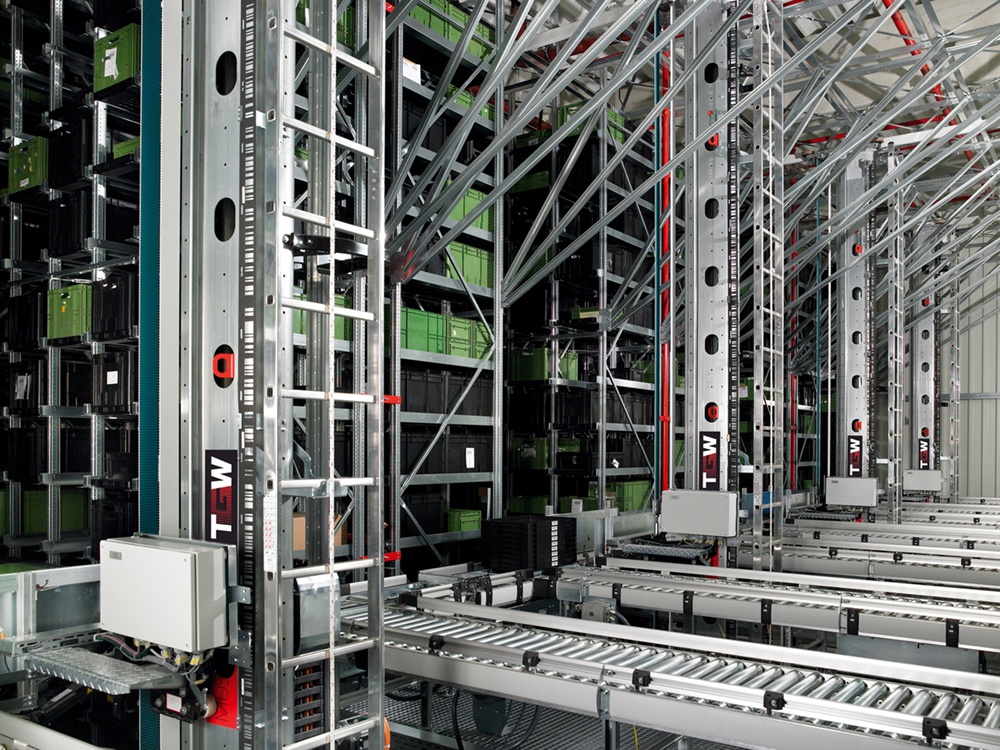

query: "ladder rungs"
left=285, top=639, right=376, bottom=669
left=282, top=478, right=327, bottom=490
left=284, top=23, right=331, bottom=53
left=333, top=218, right=376, bottom=240
left=337, top=477, right=375, bottom=487
left=283, top=115, right=376, bottom=158
left=282, top=296, right=375, bottom=322
left=280, top=558, right=377, bottom=580
left=280, top=389, right=375, bottom=404
left=284, top=717, right=380, bottom=750
left=283, top=23, right=378, bottom=77
left=283, top=205, right=377, bottom=239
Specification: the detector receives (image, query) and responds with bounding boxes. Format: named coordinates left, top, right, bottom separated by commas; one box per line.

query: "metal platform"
left=27, top=647, right=186, bottom=695
left=352, top=685, right=725, bottom=750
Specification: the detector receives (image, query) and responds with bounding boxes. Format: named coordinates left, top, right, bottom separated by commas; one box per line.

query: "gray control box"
left=100, top=536, right=228, bottom=652
left=659, top=490, right=739, bottom=537
left=903, top=469, right=942, bottom=493
left=825, top=477, right=878, bottom=507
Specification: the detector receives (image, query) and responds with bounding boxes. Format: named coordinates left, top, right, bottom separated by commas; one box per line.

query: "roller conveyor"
left=543, top=560, right=1000, bottom=652
left=340, top=597, right=1000, bottom=750
left=788, top=519, right=1000, bottom=548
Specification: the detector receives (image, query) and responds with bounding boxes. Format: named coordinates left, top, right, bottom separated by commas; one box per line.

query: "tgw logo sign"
left=918, top=438, right=931, bottom=470
left=847, top=436, right=863, bottom=477
left=205, top=450, right=238, bottom=544
left=700, top=431, right=721, bottom=491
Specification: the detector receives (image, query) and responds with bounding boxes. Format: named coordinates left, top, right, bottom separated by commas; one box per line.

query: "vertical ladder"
left=259, top=0, right=385, bottom=748
left=885, top=150, right=905, bottom=522
left=746, top=0, right=784, bottom=573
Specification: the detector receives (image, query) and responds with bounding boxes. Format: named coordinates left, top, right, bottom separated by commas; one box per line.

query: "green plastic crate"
left=512, top=171, right=550, bottom=194
left=510, top=496, right=550, bottom=514
left=445, top=316, right=475, bottom=358
left=293, top=293, right=306, bottom=335
left=473, top=322, right=491, bottom=358
left=512, top=437, right=549, bottom=471
left=409, top=4, right=434, bottom=29
left=95, top=23, right=140, bottom=94
left=113, top=136, right=140, bottom=160
left=47, top=284, right=92, bottom=341
left=401, top=307, right=447, bottom=354
left=23, top=488, right=88, bottom=535
left=556, top=102, right=626, bottom=143
left=614, top=480, right=652, bottom=512
left=513, top=130, right=552, bottom=150
left=445, top=509, right=481, bottom=531
left=334, top=293, right=353, bottom=341
left=511, top=348, right=578, bottom=381
left=446, top=83, right=475, bottom=109
left=8, top=137, right=48, bottom=194
left=570, top=306, right=600, bottom=320
left=445, top=181, right=495, bottom=233
left=337, top=6, right=355, bottom=46
left=445, top=242, right=494, bottom=288
left=476, top=22, right=496, bottom=43
left=636, top=359, right=655, bottom=383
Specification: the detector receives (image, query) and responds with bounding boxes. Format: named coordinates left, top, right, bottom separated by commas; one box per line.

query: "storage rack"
left=1, top=1, right=140, bottom=568
left=384, top=0, right=505, bottom=572
left=505, top=80, right=657, bottom=517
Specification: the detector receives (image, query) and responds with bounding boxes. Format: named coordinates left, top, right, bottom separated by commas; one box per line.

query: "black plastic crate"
left=7, top=292, right=43, bottom=352
left=402, top=430, right=445, bottom=475
left=93, top=350, right=137, bottom=415
left=94, top=0, right=140, bottom=31
left=48, top=191, right=91, bottom=258
left=482, top=516, right=577, bottom=572
left=445, top=430, right=492, bottom=473
left=92, top=273, right=138, bottom=341
left=555, top=391, right=598, bottom=427
left=401, top=98, right=449, bottom=152
left=8, top=425, right=46, bottom=484
left=401, top=368, right=446, bottom=414
left=508, top=387, right=549, bottom=431
left=401, top=490, right=445, bottom=538
left=63, top=359, right=93, bottom=408
left=48, top=113, right=92, bottom=191
left=102, top=425, right=137, bottom=487
left=9, top=359, right=46, bottom=415
left=90, top=492, right=138, bottom=559
left=447, top=373, right=493, bottom=417
left=62, top=426, right=92, bottom=474
left=0, top=205, right=47, bottom=263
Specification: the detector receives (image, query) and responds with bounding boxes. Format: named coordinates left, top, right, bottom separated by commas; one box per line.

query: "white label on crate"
left=402, top=58, right=421, bottom=84
left=15, top=375, right=29, bottom=400
left=106, top=369, right=119, bottom=386
left=165, top=694, right=182, bottom=713
left=19, top=178, right=28, bottom=188
left=104, top=47, right=120, bottom=81
left=465, top=447, right=475, bottom=469
left=612, top=459, right=620, bottom=469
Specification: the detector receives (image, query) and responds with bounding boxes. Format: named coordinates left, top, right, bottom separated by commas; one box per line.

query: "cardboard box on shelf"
left=293, top=512, right=346, bottom=553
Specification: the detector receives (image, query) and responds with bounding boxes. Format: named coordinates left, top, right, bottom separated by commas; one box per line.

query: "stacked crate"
left=0, top=0, right=142, bottom=563
left=506, top=100, right=657, bottom=512
left=482, top=515, right=576, bottom=572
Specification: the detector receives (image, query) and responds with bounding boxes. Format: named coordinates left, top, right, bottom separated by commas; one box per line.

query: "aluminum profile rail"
left=550, top=564, right=1000, bottom=652
left=342, top=598, right=1000, bottom=750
